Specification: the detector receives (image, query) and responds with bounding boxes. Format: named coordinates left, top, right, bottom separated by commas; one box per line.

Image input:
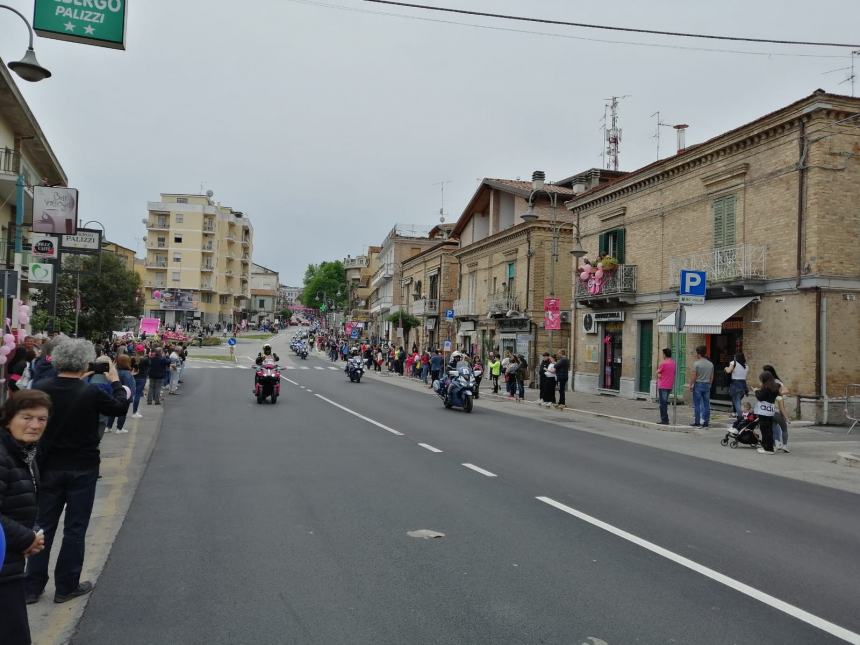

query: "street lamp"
left=0, top=5, right=51, bottom=82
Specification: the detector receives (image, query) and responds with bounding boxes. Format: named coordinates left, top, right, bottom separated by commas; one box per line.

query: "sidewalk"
left=362, top=362, right=860, bottom=494
left=28, top=404, right=166, bottom=645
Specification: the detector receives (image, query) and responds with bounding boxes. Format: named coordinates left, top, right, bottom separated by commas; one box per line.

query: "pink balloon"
left=153, top=290, right=161, bottom=299
left=580, top=270, right=590, bottom=281
left=19, top=315, right=29, bottom=326
left=595, top=269, right=604, bottom=280
left=19, top=305, right=30, bottom=315
left=0, top=346, right=9, bottom=356
left=3, top=334, right=14, bottom=346
left=0, top=356, right=7, bottom=366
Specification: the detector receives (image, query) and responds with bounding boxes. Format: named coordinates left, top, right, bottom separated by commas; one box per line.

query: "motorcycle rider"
left=255, top=343, right=280, bottom=366
left=443, top=351, right=464, bottom=398
left=345, top=347, right=360, bottom=374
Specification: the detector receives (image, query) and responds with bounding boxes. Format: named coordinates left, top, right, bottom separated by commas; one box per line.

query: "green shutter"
left=598, top=232, right=608, bottom=257
left=713, top=195, right=736, bottom=248
left=616, top=228, right=626, bottom=264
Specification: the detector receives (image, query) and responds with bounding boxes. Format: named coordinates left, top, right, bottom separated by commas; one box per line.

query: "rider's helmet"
left=450, top=351, right=462, bottom=362
left=351, top=347, right=359, bottom=355
left=263, top=343, right=272, bottom=355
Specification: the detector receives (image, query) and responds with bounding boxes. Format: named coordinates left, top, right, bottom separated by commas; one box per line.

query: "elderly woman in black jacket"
left=0, top=390, right=51, bottom=645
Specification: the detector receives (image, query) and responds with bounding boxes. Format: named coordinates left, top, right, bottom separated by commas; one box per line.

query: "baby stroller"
left=721, top=413, right=759, bottom=449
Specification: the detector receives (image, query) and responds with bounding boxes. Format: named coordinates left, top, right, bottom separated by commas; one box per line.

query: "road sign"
left=443, top=340, right=452, bottom=351
left=679, top=270, right=706, bottom=305
left=445, top=309, right=454, bottom=320
left=227, top=337, right=236, bottom=346
left=28, top=262, right=53, bottom=284
left=31, top=234, right=58, bottom=259
left=350, top=329, right=359, bottom=339
left=675, top=305, right=687, bottom=332
left=33, top=0, right=128, bottom=50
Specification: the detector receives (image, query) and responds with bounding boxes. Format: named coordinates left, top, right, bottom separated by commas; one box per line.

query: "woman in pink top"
left=656, top=348, right=676, bottom=425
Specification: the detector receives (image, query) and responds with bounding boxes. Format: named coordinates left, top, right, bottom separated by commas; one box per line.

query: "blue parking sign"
left=679, top=270, right=706, bottom=304
left=445, top=309, right=454, bottom=320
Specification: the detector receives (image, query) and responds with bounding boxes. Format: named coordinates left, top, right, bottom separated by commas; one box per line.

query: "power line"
left=360, top=0, right=860, bottom=49
left=287, top=0, right=848, bottom=59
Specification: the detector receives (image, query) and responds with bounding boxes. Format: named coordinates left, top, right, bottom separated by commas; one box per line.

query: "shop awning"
left=658, top=296, right=755, bottom=334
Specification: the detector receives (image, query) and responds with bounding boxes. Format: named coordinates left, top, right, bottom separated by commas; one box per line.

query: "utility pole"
left=602, top=96, right=629, bottom=171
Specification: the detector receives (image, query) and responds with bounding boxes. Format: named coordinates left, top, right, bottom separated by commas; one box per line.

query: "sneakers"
left=132, top=413, right=143, bottom=419
left=690, top=422, right=702, bottom=428
left=756, top=447, right=775, bottom=455
left=779, top=446, right=791, bottom=453
left=54, top=581, right=94, bottom=604
left=115, top=429, right=129, bottom=434
left=25, top=592, right=41, bottom=605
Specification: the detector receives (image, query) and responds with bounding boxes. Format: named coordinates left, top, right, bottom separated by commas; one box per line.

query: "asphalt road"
left=73, top=339, right=860, bottom=645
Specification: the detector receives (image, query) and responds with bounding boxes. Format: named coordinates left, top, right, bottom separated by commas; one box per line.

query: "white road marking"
left=327, top=366, right=339, bottom=370
left=418, top=443, right=443, bottom=453
left=535, top=496, right=860, bottom=644
left=307, top=389, right=313, bottom=392
left=314, top=394, right=404, bottom=436
left=462, top=463, right=498, bottom=478
left=314, top=366, right=324, bottom=370
left=283, top=378, right=299, bottom=385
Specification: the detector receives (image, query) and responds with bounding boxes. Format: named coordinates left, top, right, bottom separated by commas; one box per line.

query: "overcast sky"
left=6, top=0, right=860, bottom=284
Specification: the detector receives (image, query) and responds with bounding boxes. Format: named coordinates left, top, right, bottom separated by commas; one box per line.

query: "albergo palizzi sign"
left=33, top=0, right=128, bottom=50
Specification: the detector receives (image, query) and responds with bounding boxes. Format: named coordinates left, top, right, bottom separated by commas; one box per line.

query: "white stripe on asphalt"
left=535, top=496, right=860, bottom=644
left=314, top=394, right=404, bottom=436
left=462, top=463, right=497, bottom=478
left=314, top=366, right=324, bottom=370
left=418, top=443, right=443, bottom=453
left=327, top=366, right=339, bottom=370
left=283, top=378, right=299, bottom=385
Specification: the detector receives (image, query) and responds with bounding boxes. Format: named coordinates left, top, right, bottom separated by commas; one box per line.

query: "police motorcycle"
left=298, top=342, right=308, bottom=360
left=432, top=352, right=475, bottom=412
left=345, top=347, right=365, bottom=383
left=253, top=359, right=282, bottom=404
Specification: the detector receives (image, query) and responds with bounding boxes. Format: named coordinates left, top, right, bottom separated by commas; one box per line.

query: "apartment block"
left=567, top=90, right=860, bottom=423
left=250, top=263, right=279, bottom=324
left=143, top=194, right=253, bottom=326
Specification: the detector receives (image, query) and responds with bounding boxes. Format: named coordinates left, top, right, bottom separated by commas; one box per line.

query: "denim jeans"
left=692, top=382, right=711, bottom=425
left=421, top=364, right=429, bottom=384
left=729, top=380, right=747, bottom=421
left=132, top=377, right=146, bottom=413
left=26, top=468, right=99, bottom=596
left=147, top=376, right=162, bottom=404
left=658, top=388, right=671, bottom=423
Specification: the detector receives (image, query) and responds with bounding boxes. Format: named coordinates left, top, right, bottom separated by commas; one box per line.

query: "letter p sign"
left=680, top=270, right=707, bottom=299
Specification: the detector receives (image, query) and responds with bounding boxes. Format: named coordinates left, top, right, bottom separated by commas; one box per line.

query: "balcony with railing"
left=453, top=297, right=476, bottom=317
left=202, top=242, right=215, bottom=253
left=146, top=217, right=170, bottom=230
left=242, top=236, right=251, bottom=246
left=200, top=281, right=215, bottom=291
left=343, top=256, right=369, bottom=269
left=146, top=239, right=167, bottom=250
left=370, top=262, right=395, bottom=288
left=145, top=256, right=168, bottom=269
left=369, top=295, right=393, bottom=314
left=201, top=264, right=214, bottom=272
left=202, top=221, right=215, bottom=234
left=669, top=244, right=767, bottom=293
left=144, top=279, right=166, bottom=289
left=411, top=298, right=439, bottom=317
left=575, top=264, right=637, bottom=306
left=0, top=147, right=20, bottom=175
left=487, top=292, right=521, bottom=316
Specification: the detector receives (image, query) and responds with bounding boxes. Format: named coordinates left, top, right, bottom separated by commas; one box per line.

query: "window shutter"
left=713, top=198, right=726, bottom=248
left=598, top=232, right=608, bottom=257
left=616, top=228, right=626, bottom=264
left=723, top=196, right=736, bottom=247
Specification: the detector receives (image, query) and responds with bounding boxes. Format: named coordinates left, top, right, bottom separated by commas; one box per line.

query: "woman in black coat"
left=0, top=390, right=52, bottom=645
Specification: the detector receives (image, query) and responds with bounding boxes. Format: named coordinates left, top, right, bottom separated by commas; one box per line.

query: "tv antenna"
left=651, top=111, right=681, bottom=159
left=601, top=95, right=629, bottom=171
left=433, top=180, right=452, bottom=222
left=824, top=50, right=860, bottom=97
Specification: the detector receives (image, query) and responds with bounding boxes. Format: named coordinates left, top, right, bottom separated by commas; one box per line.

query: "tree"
left=30, top=252, right=142, bottom=339
left=279, top=308, right=293, bottom=321
left=299, top=261, right=348, bottom=310
left=386, top=311, right=420, bottom=339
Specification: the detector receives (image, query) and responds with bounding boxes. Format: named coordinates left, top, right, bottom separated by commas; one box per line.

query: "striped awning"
left=658, top=296, right=755, bottom=334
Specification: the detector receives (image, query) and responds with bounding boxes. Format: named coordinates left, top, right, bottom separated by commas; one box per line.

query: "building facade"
left=143, top=194, right=253, bottom=327
left=567, top=90, right=860, bottom=423
left=250, top=263, right=279, bottom=324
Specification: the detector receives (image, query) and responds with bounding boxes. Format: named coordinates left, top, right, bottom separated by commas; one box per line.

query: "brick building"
left=567, top=90, right=860, bottom=423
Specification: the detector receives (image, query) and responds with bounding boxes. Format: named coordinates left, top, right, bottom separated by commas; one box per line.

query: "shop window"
left=713, top=194, right=736, bottom=248
left=598, top=228, right=625, bottom=264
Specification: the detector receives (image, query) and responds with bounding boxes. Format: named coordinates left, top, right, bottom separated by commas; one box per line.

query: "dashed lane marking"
left=462, top=463, right=498, bottom=478
left=536, top=496, right=860, bottom=645
left=418, top=443, right=443, bottom=453
left=314, top=394, right=404, bottom=436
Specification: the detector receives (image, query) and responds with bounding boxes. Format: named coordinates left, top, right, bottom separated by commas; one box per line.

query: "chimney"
left=674, top=124, right=689, bottom=154
left=531, top=170, right=546, bottom=191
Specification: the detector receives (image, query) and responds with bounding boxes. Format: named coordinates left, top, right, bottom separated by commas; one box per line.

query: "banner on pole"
left=543, top=297, right=561, bottom=331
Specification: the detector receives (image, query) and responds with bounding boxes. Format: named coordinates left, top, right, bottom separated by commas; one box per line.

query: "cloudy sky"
left=6, top=0, right=860, bottom=284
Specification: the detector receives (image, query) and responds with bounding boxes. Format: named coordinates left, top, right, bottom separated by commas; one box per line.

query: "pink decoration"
left=18, top=315, right=29, bottom=326
left=0, top=346, right=9, bottom=356
left=153, top=290, right=161, bottom=300
left=19, top=305, right=30, bottom=315
left=595, top=269, right=604, bottom=280
left=3, top=334, right=14, bottom=346
left=0, top=355, right=7, bottom=366
left=580, top=270, right=590, bottom=281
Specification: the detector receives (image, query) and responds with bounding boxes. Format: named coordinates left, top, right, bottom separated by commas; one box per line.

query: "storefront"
left=709, top=318, right=744, bottom=402
left=496, top=317, right=531, bottom=360
left=600, top=321, right=624, bottom=391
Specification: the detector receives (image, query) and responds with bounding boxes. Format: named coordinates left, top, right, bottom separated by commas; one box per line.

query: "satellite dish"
left=206, top=190, right=214, bottom=198
left=439, top=215, right=445, bottom=223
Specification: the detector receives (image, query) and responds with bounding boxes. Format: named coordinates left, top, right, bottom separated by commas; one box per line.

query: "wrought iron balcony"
left=145, top=257, right=168, bottom=269
left=575, top=264, right=637, bottom=306
left=202, top=242, right=215, bottom=252
left=343, top=256, right=369, bottom=269
left=453, top=297, right=476, bottom=317
left=0, top=147, right=20, bottom=175
left=370, top=262, right=395, bottom=288
left=147, top=219, right=170, bottom=231
left=488, top=292, right=520, bottom=316
left=411, top=298, right=439, bottom=317
left=669, top=243, right=766, bottom=288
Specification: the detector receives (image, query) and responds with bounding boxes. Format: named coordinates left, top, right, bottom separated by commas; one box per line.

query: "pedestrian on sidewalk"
left=505, top=355, right=519, bottom=399
left=420, top=351, right=430, bottom=384
left=106, top=355, right=135, bottom=434
left=656, top=348, right=676, bottom=425
left=131, top=345, right=149, bottom=419
left=538, top=353, right=556, bottom=407
left=168, top=348, right=182, bottom=395
left=555, top=349, right=570, bottom=409
left=472, top=355, right=483, bottom=399
left=515, top=354, right=528, bottom=402
left=763, top=364, right=790, bottom=453
left=0, top=390, right=51, bottom=645
left=689, top=345, right=713, bottom=428
left=27, top=339, right=130, bottom=605
left=487, top=352, right=500, bottom=394
left=754, top=371, right=780, bottom=455
left=147, top=348, right=167, bottom=405
left=725, top=352, right=749, bottom=423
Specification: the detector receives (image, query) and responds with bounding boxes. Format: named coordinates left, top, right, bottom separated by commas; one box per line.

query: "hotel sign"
left=33, top=0, right=128, bottom=50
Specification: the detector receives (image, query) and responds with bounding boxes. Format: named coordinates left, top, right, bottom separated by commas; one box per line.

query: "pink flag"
left=544, top=298, right=561, bottom=331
